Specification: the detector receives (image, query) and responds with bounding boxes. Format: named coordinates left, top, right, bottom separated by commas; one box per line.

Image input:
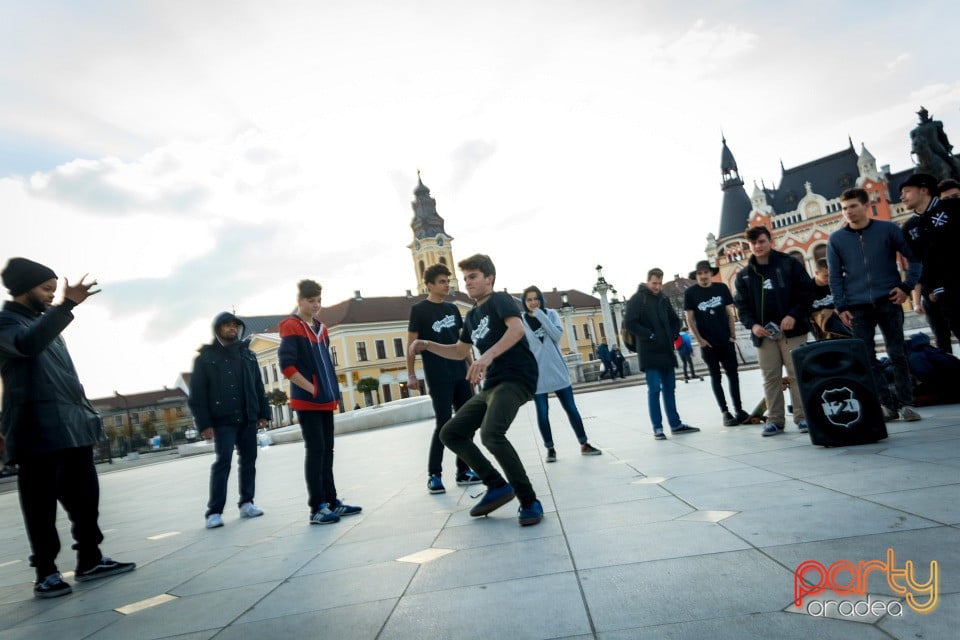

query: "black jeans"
left=440, top=382, right=536, bottom=504
left=427, top=378, right=473, bottom=477
left=17, top=446, right=104, bottom=578
left=923, top=293, right=954, bottom=351
left=298, top=410, right=337, bottom=511
left=207, top=422, right=258, bottom=516
left=850, top=300, right=913, bottom=408
left=701, top=341, right=743, bottom=413
left=679, top=352, right=696, bottom=380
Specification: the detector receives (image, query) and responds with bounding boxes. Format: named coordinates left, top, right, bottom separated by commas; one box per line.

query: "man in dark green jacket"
left=624, top=268, right=700, bottom=440
left=0, top=258, right=135, bottom=599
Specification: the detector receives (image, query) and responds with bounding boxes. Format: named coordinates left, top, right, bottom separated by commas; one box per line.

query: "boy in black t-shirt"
left=810, top=259, right=852, bottom=340
left=684, top=260, right=749, bottom=426
left=407, top=264, right=479, bottom=495
left=409, top=254, right=543, bottom=526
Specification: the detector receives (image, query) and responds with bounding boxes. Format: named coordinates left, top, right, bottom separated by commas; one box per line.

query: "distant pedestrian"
left=734, top=226, right=813, bottom=437
left=279, top=279, right=362, bottom=525
left=610, top=344, right=626, bottom=378
left=409, top=254, right=544, bottom=526
left=624, top=268, right=700, bottom=440
left=0, top=258, right=135, bottom=599
left=189, top=312, right=272, bottom=529
left=684, top=260, right=749, bottom=426
left=674, top=329, right=701, bottom=382
left=596, top=339, right=616, bottom=379
left=521, top=285, right=601, bottom=462
left=406, top=263, right=479, bottom=495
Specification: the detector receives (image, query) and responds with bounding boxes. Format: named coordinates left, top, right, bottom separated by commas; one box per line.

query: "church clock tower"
left=409, top=172, right=457, bottom=294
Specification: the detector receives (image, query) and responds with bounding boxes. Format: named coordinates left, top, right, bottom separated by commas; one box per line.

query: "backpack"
left=621, top=326, right=636, bottom=353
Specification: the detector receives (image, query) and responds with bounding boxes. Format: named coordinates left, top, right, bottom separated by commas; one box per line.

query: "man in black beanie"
left=0, top=258, right=135, bottom=599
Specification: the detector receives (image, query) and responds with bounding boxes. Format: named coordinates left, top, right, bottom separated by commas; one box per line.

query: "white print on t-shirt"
left=697, top=296, right=724, bottom=313
left=471, top=315, right=491, bottom=343
left=813, top=293, right=834, bottom=309
left=431, top=314, right=457, bottom=334
left=763, top=278, right=773, bottom=290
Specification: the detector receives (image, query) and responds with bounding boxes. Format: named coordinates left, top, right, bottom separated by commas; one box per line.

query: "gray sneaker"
left=239, top=502, right=263, bottom=518
left=899, top=406, right=922, bottom=422
left=205, top=513, right=224, bottom=529
left=882, top=405, right=898, bottom=421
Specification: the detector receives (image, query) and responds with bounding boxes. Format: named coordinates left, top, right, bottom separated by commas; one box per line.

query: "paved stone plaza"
left=0, top=369, right=957, bottom=639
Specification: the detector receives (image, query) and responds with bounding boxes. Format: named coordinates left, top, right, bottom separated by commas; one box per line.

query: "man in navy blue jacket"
left=189, top=312, right=272, bottom=529
left=828, top=188, right=921, bottom=421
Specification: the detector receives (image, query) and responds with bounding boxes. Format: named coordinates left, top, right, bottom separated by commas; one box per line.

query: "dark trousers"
left=17, top=446, right=103, bottom=578
left=679, top=352, right=696, bottom=380
left=599, top=358, right=616, bottom=379
left=533, top=386, right=588, bottom=448
left=440, top=382, right=536, bottom=504
left=701, top=341, right=743, bottom=413
left=206, top=422, right=258, bottom=516
left=850, top=300, right=913, bottom=408
left=297, top=410, right=337, bottom=511
left=427, top=378, right=473, bottom=477
left=925, top=292, right=957, bottom=352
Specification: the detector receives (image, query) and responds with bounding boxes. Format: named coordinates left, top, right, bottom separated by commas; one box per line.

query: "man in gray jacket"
left=0, top=258, right=135, bottom=599
left=826, top=188, right=922, bottom=421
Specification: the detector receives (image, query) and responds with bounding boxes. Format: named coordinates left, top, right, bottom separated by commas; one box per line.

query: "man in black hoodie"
left=189, top=312, right=271, bottom=529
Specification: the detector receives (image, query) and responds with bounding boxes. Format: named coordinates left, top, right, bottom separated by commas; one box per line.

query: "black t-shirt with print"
left=684, top=282, right=734, bottom=346
left=460, top=292, right=538, bottom=394
left=812, top=283, right=835, bottom=310
left=408, top=300, right=468, bottom=383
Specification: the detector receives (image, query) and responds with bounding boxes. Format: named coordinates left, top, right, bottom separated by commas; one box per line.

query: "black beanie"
left=2, top=258, right=57, bottom=296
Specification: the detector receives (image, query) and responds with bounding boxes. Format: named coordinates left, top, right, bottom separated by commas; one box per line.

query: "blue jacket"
left=278, top=314, right=341, bottom=411
left=826, top=220, right=919, bottom=311
left=188, top=312, right=271, bottom=429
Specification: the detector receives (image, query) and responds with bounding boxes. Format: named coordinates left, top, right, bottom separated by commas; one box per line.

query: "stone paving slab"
left=0, top=369, right=957, bottom=639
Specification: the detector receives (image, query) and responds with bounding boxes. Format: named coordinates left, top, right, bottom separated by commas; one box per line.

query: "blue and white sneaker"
left=456, top=469, right=483, bottom=486
left=310, top=506, right=340, bottom=525
left=468, top=483, right=515, bottom=517
left=796, top=421, right=809, bottom=434
left=518, top=499, right=544, bottom=526
left=329, top=499, right=362, bottom=517
left=761, top=423, right=784, bottom=437
left=428, top=475, right=446, bottom=494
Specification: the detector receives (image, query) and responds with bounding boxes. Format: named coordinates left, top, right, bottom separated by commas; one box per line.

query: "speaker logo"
left=821, top=387, right=862, bottom=428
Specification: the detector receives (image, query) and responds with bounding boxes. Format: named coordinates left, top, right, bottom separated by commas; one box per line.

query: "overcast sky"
left=2, top=0, right=958, bottom=397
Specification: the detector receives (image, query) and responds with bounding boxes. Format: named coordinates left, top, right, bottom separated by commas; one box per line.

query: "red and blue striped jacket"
left=278, top=314, right=341, bottom=411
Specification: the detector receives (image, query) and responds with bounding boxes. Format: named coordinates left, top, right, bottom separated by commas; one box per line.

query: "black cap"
left=899, top=173, right=939, bottom=196
left=2, top=257, right=57, bottom=296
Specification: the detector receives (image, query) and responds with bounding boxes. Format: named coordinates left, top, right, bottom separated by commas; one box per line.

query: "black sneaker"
left=74, top=557, right=136, bottom=583
left=545, top=448, right=557, bottom=463
left=456, top=469, right=483, bottom=486
left=671, top=425, right=700, bottom=435
left=735, top=409, right=752, bottom=424
left=654, top=430, right=667, bottom=440
left=722, top=411, right=738, bottom=427
left=34, top=572, right=72, bottom=599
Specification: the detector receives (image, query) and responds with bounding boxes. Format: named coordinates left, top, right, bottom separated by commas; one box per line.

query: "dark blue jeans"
left=850, top=300, right=912, bottom=408
left=297, top=411, right=337, bottom=511
left=701, top=341, right=743, bottom=413
left=207, top=422, right=258, bottom=516
left=428, top=378, right=473, bottom=476
left=533, top=386, right=588, bottom=448
left=645, top=367, right=682, bottom=432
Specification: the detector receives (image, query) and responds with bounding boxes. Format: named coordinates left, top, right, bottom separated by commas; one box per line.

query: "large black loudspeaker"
left=791, top=339, right=887, bottom=447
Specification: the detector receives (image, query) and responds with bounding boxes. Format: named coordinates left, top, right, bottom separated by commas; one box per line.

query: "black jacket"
left=902, top=196, right=960, bottom=299
left=188, top=312, right=271, bottom=429
left=0, top=300, right=104, bottom=463
left=623, top=284, right=680, bottom=372
left=734, top=250, right=813, bottom=346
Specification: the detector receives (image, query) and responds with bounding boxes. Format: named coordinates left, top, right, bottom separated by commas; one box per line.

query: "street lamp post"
left=592, top=265, right=616, bottom=348
left=114, top=391, right=139, bottom=460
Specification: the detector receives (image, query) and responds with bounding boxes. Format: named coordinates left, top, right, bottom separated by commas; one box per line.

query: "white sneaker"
left=205, top=513, right=224, bottom=529
left=239, top=502, right=264, bottom=518
left=899, top=406, right=922, bottom=422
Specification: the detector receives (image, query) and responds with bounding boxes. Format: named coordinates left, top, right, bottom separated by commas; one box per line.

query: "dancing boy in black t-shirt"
left=409, top=254, right=543, bottom=526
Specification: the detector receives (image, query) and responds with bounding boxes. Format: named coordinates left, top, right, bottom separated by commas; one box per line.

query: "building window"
left=131, top=413, right=140, bottom=425
left=599, top=322, right=606, bottom=339
left=573, top=326, right=579, bottom=341
left=582, top=324, right=592, bottom=340
left=356, top=341, right=368, bottom=362
left=330, top=346, right=339, bottom=367
left=176, top=407, right=184, bottom=417
left=375, top=339, right=387, bottom=360
left=393, top=338, right=404, bottom=358
left=113, top=415, right=124, bottom=427
left=272, top=364, right=279, bottom=383
left=871, top=205, right=878, bottom=217
left=263, top=367, right=269, bottom=382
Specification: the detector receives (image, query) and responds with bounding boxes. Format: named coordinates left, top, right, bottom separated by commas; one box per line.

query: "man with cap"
left=684, top=260, right=750, bottom=426
left=901, top=173, right=960, bottom=349
left=189, top=312, right=272, bottom=529
left=0, top=258, right=135, bottom=599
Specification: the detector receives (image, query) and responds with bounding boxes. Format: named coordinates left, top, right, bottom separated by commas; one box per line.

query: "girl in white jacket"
left=521, top=286, right=602, bottom=462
